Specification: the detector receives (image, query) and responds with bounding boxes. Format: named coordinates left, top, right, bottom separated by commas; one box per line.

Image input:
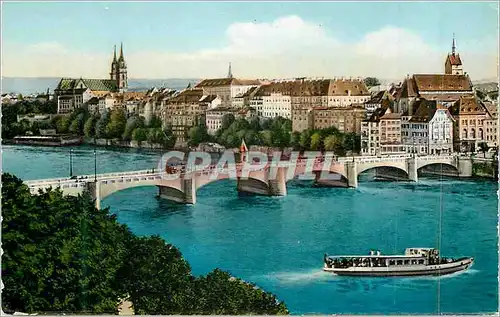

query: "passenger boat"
left=323, top=248, right=473, bottom=277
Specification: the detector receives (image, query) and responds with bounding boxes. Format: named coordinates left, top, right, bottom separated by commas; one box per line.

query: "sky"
left=2, top=1, right=499, bottom=81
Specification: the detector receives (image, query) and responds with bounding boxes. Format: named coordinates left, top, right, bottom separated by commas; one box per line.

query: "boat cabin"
left=324, top=248, right=442, bottom=269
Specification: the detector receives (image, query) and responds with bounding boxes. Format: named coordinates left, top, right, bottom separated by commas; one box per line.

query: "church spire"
left=113, top=45, right=117, bottom=62
left=119, top=42, right=124, bottom=60
left=452, top=33, right=456, bottom=55
left=227, top=62, right=233, bottom=78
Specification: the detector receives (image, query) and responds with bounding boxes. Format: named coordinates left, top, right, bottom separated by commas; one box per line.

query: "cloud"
left=2, top=15, right=497, bottom=81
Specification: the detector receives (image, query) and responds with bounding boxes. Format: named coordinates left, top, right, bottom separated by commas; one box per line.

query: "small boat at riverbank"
left=323, top=248, right=473, bottom=277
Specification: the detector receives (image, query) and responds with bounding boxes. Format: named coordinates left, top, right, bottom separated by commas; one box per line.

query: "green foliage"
left=84, top=116, right=98, bottom=138
left=193, top=269, right=289, bottom=315
left=478, top=142, right=489, bottom=157
left=106, top=110, right=127, bottom=139
left=1, top=173, right=130, bottom=314
left=69, top=113, right=85, bottom=135
left=132, top=128, right=148, bottom=143
left=95, top=113, right=110, bottom=139
left=221, top=114, right=235, bottom=130
left=56, top=116, right=72, bottom=134
left=188, top=125, right=210, bottom=147
left=1, top=173, right=289, bottom=315
left=310, top=132, right=322, bottom=151
left=117, top=236, right=193, bottom=315
left=148, top=115, right=163, bottom=129
left=363, top=77, right=381, bottom=87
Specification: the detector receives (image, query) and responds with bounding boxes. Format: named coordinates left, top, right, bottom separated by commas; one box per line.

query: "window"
left=396, top=260, right=403, bottom=265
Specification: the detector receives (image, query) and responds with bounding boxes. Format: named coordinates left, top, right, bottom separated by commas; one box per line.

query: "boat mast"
left=436, top=163, right=444, bottom=314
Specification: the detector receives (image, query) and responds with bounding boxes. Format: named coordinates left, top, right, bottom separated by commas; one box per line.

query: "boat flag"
left=240, top=139, right=248, bottom=153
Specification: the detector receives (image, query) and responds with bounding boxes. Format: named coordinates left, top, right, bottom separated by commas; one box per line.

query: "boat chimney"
left=370, top=250, right=375, bottom=256
left=376, top=250, right=381, bottom=256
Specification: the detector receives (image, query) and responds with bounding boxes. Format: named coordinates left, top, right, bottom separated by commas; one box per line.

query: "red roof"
left=447, top=53, right=462, bottom=66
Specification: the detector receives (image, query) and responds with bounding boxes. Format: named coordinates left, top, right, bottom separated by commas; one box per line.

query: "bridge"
left=25, top=154, right=473, bottom=208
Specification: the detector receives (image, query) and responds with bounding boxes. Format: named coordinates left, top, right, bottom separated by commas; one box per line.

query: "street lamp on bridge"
left=69, top=149, right=73, bottom=177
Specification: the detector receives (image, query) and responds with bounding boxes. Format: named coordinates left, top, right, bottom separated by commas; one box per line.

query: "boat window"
left=411, top=260, right=418, bottom=265
left=404, top=260, right=410, bottom=265
left=418, top=259, right=425, bottom=264
left=389, top=260, right=396, bottom=266
left=396, top=260, right=403, bottom=265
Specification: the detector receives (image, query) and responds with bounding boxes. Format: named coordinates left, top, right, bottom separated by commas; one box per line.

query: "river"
left=2, top=145, right=498, bottom=314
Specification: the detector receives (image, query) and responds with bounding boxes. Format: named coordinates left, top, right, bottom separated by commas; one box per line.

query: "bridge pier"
left=237, top=167, right=288, bottom=197
left=457, top=157, right=473, bottom=177
left=86, top=181, right=101, bottom=210
left=268, top=166, right=287, bottom=196
left=407, top=157, right=418, bottom=182
left=157, top=178, right=196, bottom=204
left=346, top=161, right=358, bottom=188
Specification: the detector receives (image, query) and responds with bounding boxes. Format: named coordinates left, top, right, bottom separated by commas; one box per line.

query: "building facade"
left=449, top=95, right=491, bottom=153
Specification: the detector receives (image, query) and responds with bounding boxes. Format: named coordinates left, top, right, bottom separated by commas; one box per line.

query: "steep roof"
left=366, top=90, right=394, bottom=104
left=413, top=74, right=472, bottom=92
left=254, top=79, right=369, bottom=97
left=410, top=99, right=438, bottom=122
left=449, top=95, right=487, bottom=116
left=56, top=78, right=118, bottom=92
left=446, top=53, right=462, bottom=66
left=200, top=94, right=219, bottom=103
left=167, top=88, right=204, bottom=104
left=366, top=105, right=392, bottom=122
left=195, top=78, right=261, bottom=87
left=397, top=77, right=418, bottom=99
left=483, top=101, right=497, bottom=118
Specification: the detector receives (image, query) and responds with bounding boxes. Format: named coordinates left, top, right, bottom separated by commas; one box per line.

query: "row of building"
left=50, top=39, right=498, bottom=152
left=361, top=38, right=497, bottom=156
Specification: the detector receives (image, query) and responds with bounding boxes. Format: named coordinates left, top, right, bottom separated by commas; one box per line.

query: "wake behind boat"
left=323, top=248, right=473, bottom=277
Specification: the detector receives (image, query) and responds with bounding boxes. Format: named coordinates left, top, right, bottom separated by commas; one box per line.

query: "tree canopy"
left=1, top=173, right=289, bottom=315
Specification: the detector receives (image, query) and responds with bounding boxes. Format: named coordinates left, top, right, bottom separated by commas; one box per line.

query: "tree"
left=260, top=130, right=273, bottom=147
left=1, top=173, right=131, bottom=314
left=117, top=236, right=194, bottom=315
left=148, top=115, right=163, bottom=129
left=1, top=173, right=289, bottom=315
left=363, top=77, right=381, bottom=88
left=221, top=114, right=235, bottom=130
left=193, top=269, right=288, bottom=315
left=84, top=116, right=98, bottom=138
left=310, top=132, right=322, bottom=151
left=478, top=142, right=489, bottom=158
left=106, top=110, right=127, bottom=139
left=290, top=132, right=301, bottom=150
left=249, top=117, right=261, bottom=131
left=56, top=116, right=72, bottom=134
left=188, top=126, right=210, bottom=147
left=122, top=116, right=140, bottom=141
left=132, top=128, right=148, bottom=145
left=69, top=113, right=85, bottom=135
left=343, top=133, right=361, bottom=154
left=299, top=130, right=312, bottom=150
left=323, top=134, right=344, bottom=155
left=95, top=113, right=110, bottom=139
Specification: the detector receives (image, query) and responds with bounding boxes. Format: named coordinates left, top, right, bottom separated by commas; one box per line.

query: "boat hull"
left=323, top=257, right=473, bottom=277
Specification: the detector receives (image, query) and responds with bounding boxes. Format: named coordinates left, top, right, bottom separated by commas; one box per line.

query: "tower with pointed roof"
left=110, top=43, right=128, bottom=92
left=445, top=34, right=463, bottom=75
left=227, top=62, right=233, bottom=78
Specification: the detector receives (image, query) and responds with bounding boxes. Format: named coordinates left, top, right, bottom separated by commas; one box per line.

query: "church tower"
left=227, top=62, right=233, bottom=78
left=445, top=34, right=463, bottom=75
left=110, top=43, right=128, bottom=92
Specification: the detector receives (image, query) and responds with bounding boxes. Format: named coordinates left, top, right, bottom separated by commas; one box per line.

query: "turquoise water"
left=2, top=145, right=498, bottom=314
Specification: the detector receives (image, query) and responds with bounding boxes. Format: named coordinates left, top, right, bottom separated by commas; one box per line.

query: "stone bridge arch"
left=356, top=160, right=409, bottom=176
